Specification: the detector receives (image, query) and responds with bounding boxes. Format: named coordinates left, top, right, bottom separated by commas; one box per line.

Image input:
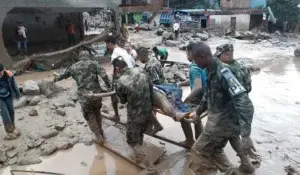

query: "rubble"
left=14, top=96, right=29, bottom=109
left=56, top=108, right=67, bottom=116
left=29, top=96, right=42, bottom=106
left=40, top=143, right=57, bottom=156
left=54, top=122, right=66, bottom=131
left=23, top=80, right=40, bottom=96
left=294, top=46, right=300, bottom=57
left=17, top=154, right=42, bottom=165
left=165, top=40, right=182, bottom=47
left=41, top=129, right=59, bottom=139
left=196, top=33, right=209, bottom=41
left=37, top=80, right=63, bottom=98
left=29, top=109, right=38, bottom=116
left=156, top=28, right=164, bottom=36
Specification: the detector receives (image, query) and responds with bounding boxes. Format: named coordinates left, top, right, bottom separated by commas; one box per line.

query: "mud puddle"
left=0, top=144, right=138, bottom=175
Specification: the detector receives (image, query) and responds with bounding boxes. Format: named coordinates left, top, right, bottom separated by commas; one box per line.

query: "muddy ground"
left=1, top=30, right=300, bottom=175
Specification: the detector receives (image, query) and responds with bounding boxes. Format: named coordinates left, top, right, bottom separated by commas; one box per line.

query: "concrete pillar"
left=125, top=13, right=128, bottom=24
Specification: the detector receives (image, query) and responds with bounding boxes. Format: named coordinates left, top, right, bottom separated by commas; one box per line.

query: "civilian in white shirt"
left=124, top=42, right=138, bottom=61
left=173, top=21, right=180, bottom=39
left=105, top=36, right=135, bottom=68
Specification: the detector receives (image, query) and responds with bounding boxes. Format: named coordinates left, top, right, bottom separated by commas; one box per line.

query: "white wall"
left=209, top=14, right=250, bottom=31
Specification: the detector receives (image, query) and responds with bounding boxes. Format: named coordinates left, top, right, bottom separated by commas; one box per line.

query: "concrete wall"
left=120, top=0, right=163, bottom=13
left=0, top=0, right=121, bottom=66
left=210, top=14, right=250, bottom=31
left=221, top=0, right=249, bottom=9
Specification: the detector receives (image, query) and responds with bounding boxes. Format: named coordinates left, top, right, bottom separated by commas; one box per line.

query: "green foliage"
left=268, top=0, right=300, bottom=22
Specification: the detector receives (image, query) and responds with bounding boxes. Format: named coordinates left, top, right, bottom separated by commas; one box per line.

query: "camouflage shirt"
left=228, top=60, right=252, bottom=93
left=144, top=57, right=167, bottom=85
left=196, top=58, right=254, bottom=137
left=55, top=58, right=111, bottom=101
left=116, top=67, right=153, bottom=123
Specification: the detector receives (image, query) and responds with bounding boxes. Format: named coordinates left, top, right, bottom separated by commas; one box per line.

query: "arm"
left=196, top=91, right=208, bottom=117
left=220, top=67, right=253, bottom=137
left=146, top=66, right=160, bottom=84
left=184, top=78, right=202, bottom=103
left=12, top=76, right=21, bottom=99
left=96, top=63, right=111, bottom=89
left=179, top=79, right=190, bottom=87
left=116, top=81, right=127, bottom=104
left=54, top=67, right=72, bottom=82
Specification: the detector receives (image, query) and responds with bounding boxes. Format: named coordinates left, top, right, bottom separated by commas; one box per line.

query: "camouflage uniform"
left=144, top=57, right=167, bottom=85
left=116, top=67, right=153, bottom=146
left=188, top=58, right=254, bottom=175
left=54, top=51, right=111, bottom=139
left=214, top=44, right=252, bottom=93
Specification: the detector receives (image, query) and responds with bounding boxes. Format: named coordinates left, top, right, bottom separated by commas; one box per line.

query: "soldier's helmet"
left=78, top=50, right=91, bottom=60
left=214, top=44, right=234, bottom=57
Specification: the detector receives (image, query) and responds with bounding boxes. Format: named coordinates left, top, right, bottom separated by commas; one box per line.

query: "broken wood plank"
left=102, top=125, right=166, bottom=169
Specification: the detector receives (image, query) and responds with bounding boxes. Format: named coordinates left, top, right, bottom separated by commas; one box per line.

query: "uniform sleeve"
left=145, top=66, right=160, bottom=84
left=116, top=81, right=127, bottom=104
left=196, top=90, right=208, bottom=116
left=220, top=68, right=254, bottom=137
left=243, top=67, right=252, bottom=93
left=95, top=63, right=111, bottom=89
left=55, top=67, right=72, bottom=82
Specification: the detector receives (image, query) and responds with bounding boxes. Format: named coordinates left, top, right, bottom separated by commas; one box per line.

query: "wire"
left=11, top=170, right=64, bottom=175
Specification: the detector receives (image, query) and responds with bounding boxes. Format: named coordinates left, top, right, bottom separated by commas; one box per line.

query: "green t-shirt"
left=157, top=48, right=168, bottom=56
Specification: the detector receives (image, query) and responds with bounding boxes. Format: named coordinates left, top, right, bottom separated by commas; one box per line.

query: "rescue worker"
left=186, top=42, right=256, bottom=174
left=137, top=47, right=164, bottom=134
left=113, top=57, right=153, bottom=162
left=0, top=63, right=21, bottom=140
left=54, top=51, right=111, bottom=144
left=214, top=43, right=252, bottom=93
left=152, top=47, right=168, bottom=61
left=178, top=43, right=207, bottom=148
left=138, top=47, right=167, bottom=85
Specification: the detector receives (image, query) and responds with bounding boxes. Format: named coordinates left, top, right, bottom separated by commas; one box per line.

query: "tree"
left=268, top=0, right=300, bottom=23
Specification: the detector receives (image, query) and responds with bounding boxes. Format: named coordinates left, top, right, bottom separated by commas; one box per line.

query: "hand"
left=85, top=92, right=95, bottom=99
left=242, top=136, right=256, bottom=155
left=183, top=112, right=197, bottom=123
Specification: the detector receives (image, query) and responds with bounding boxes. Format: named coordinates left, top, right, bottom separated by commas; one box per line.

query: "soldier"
left=54, top=51, right=111, bottom=144
left=214, top=43, right=252, bottom=93
left=137, top=47, right=167, bottom=85
left=186, top=42, right=256, bottom=174
left=112, top=57, right=153, bottom=162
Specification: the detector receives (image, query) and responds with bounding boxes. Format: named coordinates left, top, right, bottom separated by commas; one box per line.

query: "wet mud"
left=1, top=30, right=300, bottom=174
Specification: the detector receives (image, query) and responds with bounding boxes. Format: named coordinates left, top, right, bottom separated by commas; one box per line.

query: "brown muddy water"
left=1, top=36, right=300, bottom=175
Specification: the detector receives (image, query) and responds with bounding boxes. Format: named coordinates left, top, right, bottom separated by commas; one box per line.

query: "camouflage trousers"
left=80, top=98, right=103, bottom=137
left=188, top=133, right=237, bottom=175
left=126, top=120, right=150, bottom=147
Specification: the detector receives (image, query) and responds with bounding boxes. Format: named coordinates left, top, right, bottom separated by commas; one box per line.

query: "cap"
left=0, top=63, right=4, bottom=71
left=112, top=56, right=127, bottom=68
left=214, top=44, right=234, bottom=57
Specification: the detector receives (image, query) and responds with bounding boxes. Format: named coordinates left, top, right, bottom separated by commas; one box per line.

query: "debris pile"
left=294, top=46, right=300, bottom=57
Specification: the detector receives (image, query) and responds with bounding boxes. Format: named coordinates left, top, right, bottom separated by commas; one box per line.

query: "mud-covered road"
left=1, top=31, right=300, bottom=175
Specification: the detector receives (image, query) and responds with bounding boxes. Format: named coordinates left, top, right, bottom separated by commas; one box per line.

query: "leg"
left=68, top=34, right=72, bottom=46
left=229, top=136, right=255, bottom=173
left=0, top=99, right=17, bottom=140
left=22, top=39, right=28, bottom=54
left=111, top=94, right=120, bottom=121
left=127, top=122, right=146, bottom=163
left=72, top=34, right=76, bottom=45
left=188, top=133, right=233, bottom=175
left=165, top=53, right=168, bottom=60
left=180, top=121, right=195, bottom=148
left=16, top=41, right=21, bottom=55
left=94, top=99, right=104, bottom=136
left=81, top=100, right=104, bottom=144
left=194, top=120, right=203, bottom=140
left=146, top=111, right=163, bottom=135
left=5, top=96, right=15, bottom=127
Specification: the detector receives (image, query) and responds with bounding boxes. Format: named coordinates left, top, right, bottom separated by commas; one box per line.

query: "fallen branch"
left=29, top=32, right=108, bottom=60
left=87, top=91, right=116, bottom=98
